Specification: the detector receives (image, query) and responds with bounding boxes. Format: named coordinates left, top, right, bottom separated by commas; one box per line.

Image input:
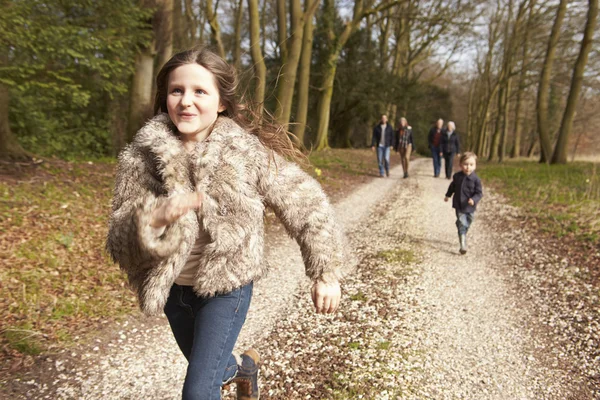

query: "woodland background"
left=1, top=0, right=599, bottom=162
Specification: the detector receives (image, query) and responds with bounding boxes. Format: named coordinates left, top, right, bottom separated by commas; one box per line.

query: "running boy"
left=444, top=152, right=483, bottom=254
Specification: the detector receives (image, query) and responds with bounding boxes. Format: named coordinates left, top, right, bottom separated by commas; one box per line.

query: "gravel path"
left=5, top=158, right=596, bottom=399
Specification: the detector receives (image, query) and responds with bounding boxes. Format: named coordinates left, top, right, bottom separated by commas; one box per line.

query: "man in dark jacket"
left=440, top=121, right=461, bottom=179
left=371, top=114, right=395, bottom=177
left=444, top=152, right=483, bottom=254
left=428, top=118, right=444, bottom=177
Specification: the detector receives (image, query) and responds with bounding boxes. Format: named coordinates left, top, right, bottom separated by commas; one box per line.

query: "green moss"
left=348, top=342, right=361, bottom=350
left=377, top=341, right=391, bottom=350
left=349, top=292, right=367, bottom=302
left=377, top=249, right=417, bottom=264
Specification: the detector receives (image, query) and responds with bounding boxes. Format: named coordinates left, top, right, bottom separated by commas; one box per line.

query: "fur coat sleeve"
left=256, top=150, right=345, bottom=284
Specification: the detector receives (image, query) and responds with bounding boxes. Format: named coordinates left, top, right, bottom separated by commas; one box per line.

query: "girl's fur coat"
left=107, top=114, right=345, bottom=315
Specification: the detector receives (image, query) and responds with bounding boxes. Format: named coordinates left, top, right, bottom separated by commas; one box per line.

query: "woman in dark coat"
left=440, top=121, right=460, bottom=179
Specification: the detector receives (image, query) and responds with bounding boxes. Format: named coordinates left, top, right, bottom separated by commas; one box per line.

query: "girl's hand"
left=468, top=198, right=474, bottom=206
left=150, top=191, right=203, bottom=228
left=311, top=280, right=341, bottom=314
left=444, top=197, right=449, bottom=202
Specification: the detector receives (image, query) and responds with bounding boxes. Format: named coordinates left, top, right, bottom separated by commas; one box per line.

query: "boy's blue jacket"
left=445, top=171, right=483, bottom=213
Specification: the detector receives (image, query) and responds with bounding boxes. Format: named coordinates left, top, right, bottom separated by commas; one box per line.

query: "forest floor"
left=1, top=157, right=599, bottom=399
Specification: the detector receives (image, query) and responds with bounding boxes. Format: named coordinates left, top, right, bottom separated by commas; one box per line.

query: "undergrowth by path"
left=478, top=161, right=600, bottom=246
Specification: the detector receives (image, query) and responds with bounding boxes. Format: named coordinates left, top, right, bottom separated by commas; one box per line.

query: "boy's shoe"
left=404, top=172, right=409, bottom=178
left=459, top=234, right=467, bottom=254
left=234, top=349, right=260, bottom=400
left=386, top=170, right=390, bottom=177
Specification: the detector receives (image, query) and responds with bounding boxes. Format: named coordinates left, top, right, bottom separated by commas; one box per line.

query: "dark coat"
left=445, top=171, right=483, bottom=214
left=371, top=123, right=395, bottom=147
left=394, top=126, right=414, bottom=150
left=440, top=130, right=461, bottom=154
left=428, top=127, right=443, bottom=148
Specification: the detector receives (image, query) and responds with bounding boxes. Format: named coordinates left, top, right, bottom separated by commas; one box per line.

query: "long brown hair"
left=154, top=46, right=304, bottom=163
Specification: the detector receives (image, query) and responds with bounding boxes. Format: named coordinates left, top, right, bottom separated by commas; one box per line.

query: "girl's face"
left=167, top=64, right=225, bottom=142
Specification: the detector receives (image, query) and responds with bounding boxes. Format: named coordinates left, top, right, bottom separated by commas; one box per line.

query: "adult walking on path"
left=428, top=118, right=444, bottom=177
left=371, top=114, right=395, bottom=177
left=106, top=47, right=343, bottom=400
left=395, top=117, right=414, bottom=179
left=440, top=121, right=460, bottom=179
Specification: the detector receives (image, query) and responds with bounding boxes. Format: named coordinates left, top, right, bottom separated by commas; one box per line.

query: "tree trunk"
left=128, top=48, right=155, bottom=141
left=476, top=82, right=499, bottom=157
left=248, top=0, right=266, bottom=112
left=206, top=0, right=226, bottom=58
left=551, top=0, right=598, bottom=164
left=276, top=0, right=288, bottom=63
left=0, top=84, right=28, bottom=160
left=233, top=0, right=244, bottom=70
left=173, top=0, right=186, bottom=50
left=379, top=11, right=391, bottom=68
left=314, top=60, right=337, bottom=150
left=536, top=0, right=567, bottom=163
left=466, top=82, right=475, bottom=150
left=292, top=4, right=317, bottom=145
left=511, top=0, right=536, bottom=158
left=274, top=0, right=311, bottom=128
left=499, top=77, right=511, bottom=162
left=156, top=0, right=174, bottom=69
left=261, top=0, right=268, bottom=51
left=527, top=129, right=538, bottom=157
left=488, top=85, right=504, bottom=161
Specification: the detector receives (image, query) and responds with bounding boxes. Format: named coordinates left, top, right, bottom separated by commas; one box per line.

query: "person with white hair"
left=440, top=121, right=461, bottom=179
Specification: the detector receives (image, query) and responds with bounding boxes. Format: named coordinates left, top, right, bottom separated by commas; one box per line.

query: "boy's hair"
left=459, top=152, right=477, bottom=164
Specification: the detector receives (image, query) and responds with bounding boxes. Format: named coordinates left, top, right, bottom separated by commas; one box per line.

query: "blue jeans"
left=456, top=211, right=474, bottom=235
left=431, top=146, right=441, bottom=176
left=443, top=152, right=455, bottom=179
left=164, top=282, right=253, bottom=400
left=376, top=146, right=391, bottom=176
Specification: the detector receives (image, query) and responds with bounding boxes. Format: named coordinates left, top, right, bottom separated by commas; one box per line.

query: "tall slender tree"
left=313, top=0, right=397, bottom=150
left=536, top=0, right=567, bottom=163
left=206, top=0, right=226, bottom=58
left=293, top=2, right=318, bottom=144
left=511, top=0, right=537, bottom=158
left=551, top=0, right=598, bottom=164
left=156, top=0, right=174, bottom=69
left=274, top=0, right=320, bottom=128
left=248, top=0, right=267, bottom=112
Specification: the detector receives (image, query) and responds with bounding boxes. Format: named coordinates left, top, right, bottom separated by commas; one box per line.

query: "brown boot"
left=234, top=349, right=260, bottom=400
